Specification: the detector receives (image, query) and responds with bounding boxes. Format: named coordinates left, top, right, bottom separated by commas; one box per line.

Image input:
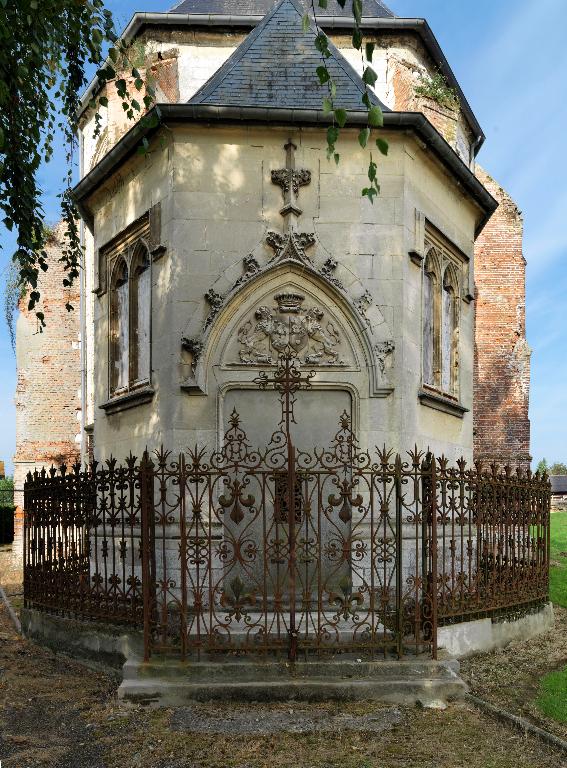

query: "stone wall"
left=13, top=222, right=81, bottom=508
left=473, top=167, right=531, bottom=467
left=86, top=125, right=479, bottom=464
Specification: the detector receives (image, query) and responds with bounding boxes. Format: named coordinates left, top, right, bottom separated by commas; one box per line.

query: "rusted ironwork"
left=24, top=350, right=550, bottom=661
left=23, top=457, right=143, bottom=625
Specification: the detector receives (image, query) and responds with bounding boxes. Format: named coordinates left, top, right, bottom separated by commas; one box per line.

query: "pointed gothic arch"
left=181, top=260, right=394, bottom=399
left=423, top=246, right=441, bottom=387
left=110, top=258, right=129, bottom=392
left=442, top=263, right=460, bottom=396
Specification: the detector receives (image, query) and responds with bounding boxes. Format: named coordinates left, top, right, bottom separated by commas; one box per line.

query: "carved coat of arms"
left=237, top=293, right=346, bottom=366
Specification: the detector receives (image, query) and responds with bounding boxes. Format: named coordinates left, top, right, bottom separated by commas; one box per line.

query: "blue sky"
left=0, top=0, right=565, bottom=475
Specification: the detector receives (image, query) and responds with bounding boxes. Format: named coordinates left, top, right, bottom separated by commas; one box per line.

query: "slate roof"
left=170, top=0, right=395, bottom=18
left=551, top=476, right=567, bottom=495
left=189, top=0, right=389, bottom=111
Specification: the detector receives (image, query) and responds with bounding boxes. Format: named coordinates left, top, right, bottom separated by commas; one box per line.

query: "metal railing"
left=23, top=353, right=550, bottom=662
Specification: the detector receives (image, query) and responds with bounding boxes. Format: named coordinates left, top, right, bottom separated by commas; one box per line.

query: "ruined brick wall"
left=370, top=33, right=474, bottom=167
left=473, top=167, right=531, bottom=467
left=13, top=222, right=81, bottom=508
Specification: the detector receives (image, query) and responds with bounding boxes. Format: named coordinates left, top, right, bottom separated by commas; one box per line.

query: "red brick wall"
left=473, top=167, right=531, bottom=467
left=13, top=222, right=81, bottom=505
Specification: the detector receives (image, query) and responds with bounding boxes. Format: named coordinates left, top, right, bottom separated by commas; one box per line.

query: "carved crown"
left=274, top=293, right=305, bottom=313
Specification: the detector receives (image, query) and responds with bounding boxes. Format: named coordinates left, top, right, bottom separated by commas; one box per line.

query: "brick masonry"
left=473, top=167, right=531, bottom=467
left=13, top=222, right=81, bottom=508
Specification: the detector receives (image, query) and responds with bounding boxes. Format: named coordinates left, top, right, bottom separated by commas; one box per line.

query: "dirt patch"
left=460, top=604, right=567, bottom=741
left=0, top=593, right=566, bottom=767
left=170, top=705, right=403, bottom=734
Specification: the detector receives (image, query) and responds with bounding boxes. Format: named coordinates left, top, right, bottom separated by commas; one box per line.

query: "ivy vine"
left=305, top=0, right=388, bottom=202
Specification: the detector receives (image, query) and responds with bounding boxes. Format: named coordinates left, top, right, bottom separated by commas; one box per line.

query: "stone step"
left=119, top=657, right=467, bottom=706
left=118, top=675, right=467, bottom=706
left=122, top=657, right=460, bottom=683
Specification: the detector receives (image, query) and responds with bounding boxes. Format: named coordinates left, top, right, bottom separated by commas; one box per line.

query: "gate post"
left=394, top=455, right=403, bottom=658
left=430, top=456, right=438, bottom=659
left=287, top=442, right=298, bottom=662
left=140, top=451, right=155, bottom=662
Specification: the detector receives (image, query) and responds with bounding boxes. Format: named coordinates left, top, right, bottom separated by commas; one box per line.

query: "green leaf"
left=352, top=28, right=362, bottom=50
left=135, top=78, right=144, bottom=91
left=368, top=105, right=384, bottom=127
left=318, top=0, right=328, bottom=7
left=322, top=97, right=333, bottom=114
left=334, top=108, right=347, bottom=127
left=336, top=0, right=347, bottom=6
left=358, top=127, right=370, bottom=148
left=327, top=125, right=339, bottom=147
left=330, top=80, right=337, bottom=99
left=362, top=92, right=371, bottom=109
left=334, top=153, right=340, bottom=165
left=375, top=137, right=389, bottom=155
left=365, top=42, right=375, bottom=62
left=316, top=66, right=330, bottom=85
left=92, top=28, right=103, bottom=46
left=315, top=33, right=331, bottom=58
left=98, top=96, right=108, bottom=107
left=362, top=187, right=377, bottom=203
left=362, top=66, right=378, bottom=87
left=352, top=0, right=362, bottom=24
left=368, top=155, right=377, bottom=182
left=302, top=13, right=310, bottom=32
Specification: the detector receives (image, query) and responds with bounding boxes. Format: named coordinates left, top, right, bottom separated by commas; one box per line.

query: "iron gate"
left=24, top=350, right=550, bottom=662
left=141, top=350, right=436, bottom=661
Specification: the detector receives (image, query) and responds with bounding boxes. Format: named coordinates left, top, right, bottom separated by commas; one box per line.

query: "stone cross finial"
left=271, top=140, right=311, bottom=230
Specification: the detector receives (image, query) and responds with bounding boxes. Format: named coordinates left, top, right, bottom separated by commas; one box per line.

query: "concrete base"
left=21, top=608, right=143, bottom=669
left=22, top=603, right=554, bottom=706
left=438, top=603, right=554, bottom=658
left=118, top=657, right=467, bottom=707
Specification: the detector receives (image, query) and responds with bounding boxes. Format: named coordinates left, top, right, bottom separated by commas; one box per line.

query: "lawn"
left=535, top=511, right=567, bottom=724
left=549, top=511, right=567, bottom=608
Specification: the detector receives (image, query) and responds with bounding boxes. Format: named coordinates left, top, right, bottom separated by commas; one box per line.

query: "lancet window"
left=422, top=236, right=462, bottom=399
left=108, top=240, right=152, bottom=396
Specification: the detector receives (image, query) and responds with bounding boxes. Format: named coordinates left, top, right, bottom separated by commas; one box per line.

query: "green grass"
left=537, top=667, right=567, bottom=723
left=534, top=513, right=567, bottom=723
left=550, top=511, right=567, bottom=607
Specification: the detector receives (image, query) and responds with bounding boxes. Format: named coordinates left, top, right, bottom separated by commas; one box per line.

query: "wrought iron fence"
left=23, top=353, right=550, bottom=662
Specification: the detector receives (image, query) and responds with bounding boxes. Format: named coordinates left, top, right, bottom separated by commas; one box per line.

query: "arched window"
left=131, top=243, right=151, bottom=384
left=109, top=241, right=152, bottom=396
left=422, top=242, right=461, bottom=398
left=110, top=259, right=129, bottom=392
left=423, top=249, right=440, bottom=387
left=442, top=266, right=459, bottom=395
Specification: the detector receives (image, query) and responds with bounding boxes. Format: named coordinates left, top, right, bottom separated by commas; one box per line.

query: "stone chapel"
left=14, top=0, right=532, bottom=497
